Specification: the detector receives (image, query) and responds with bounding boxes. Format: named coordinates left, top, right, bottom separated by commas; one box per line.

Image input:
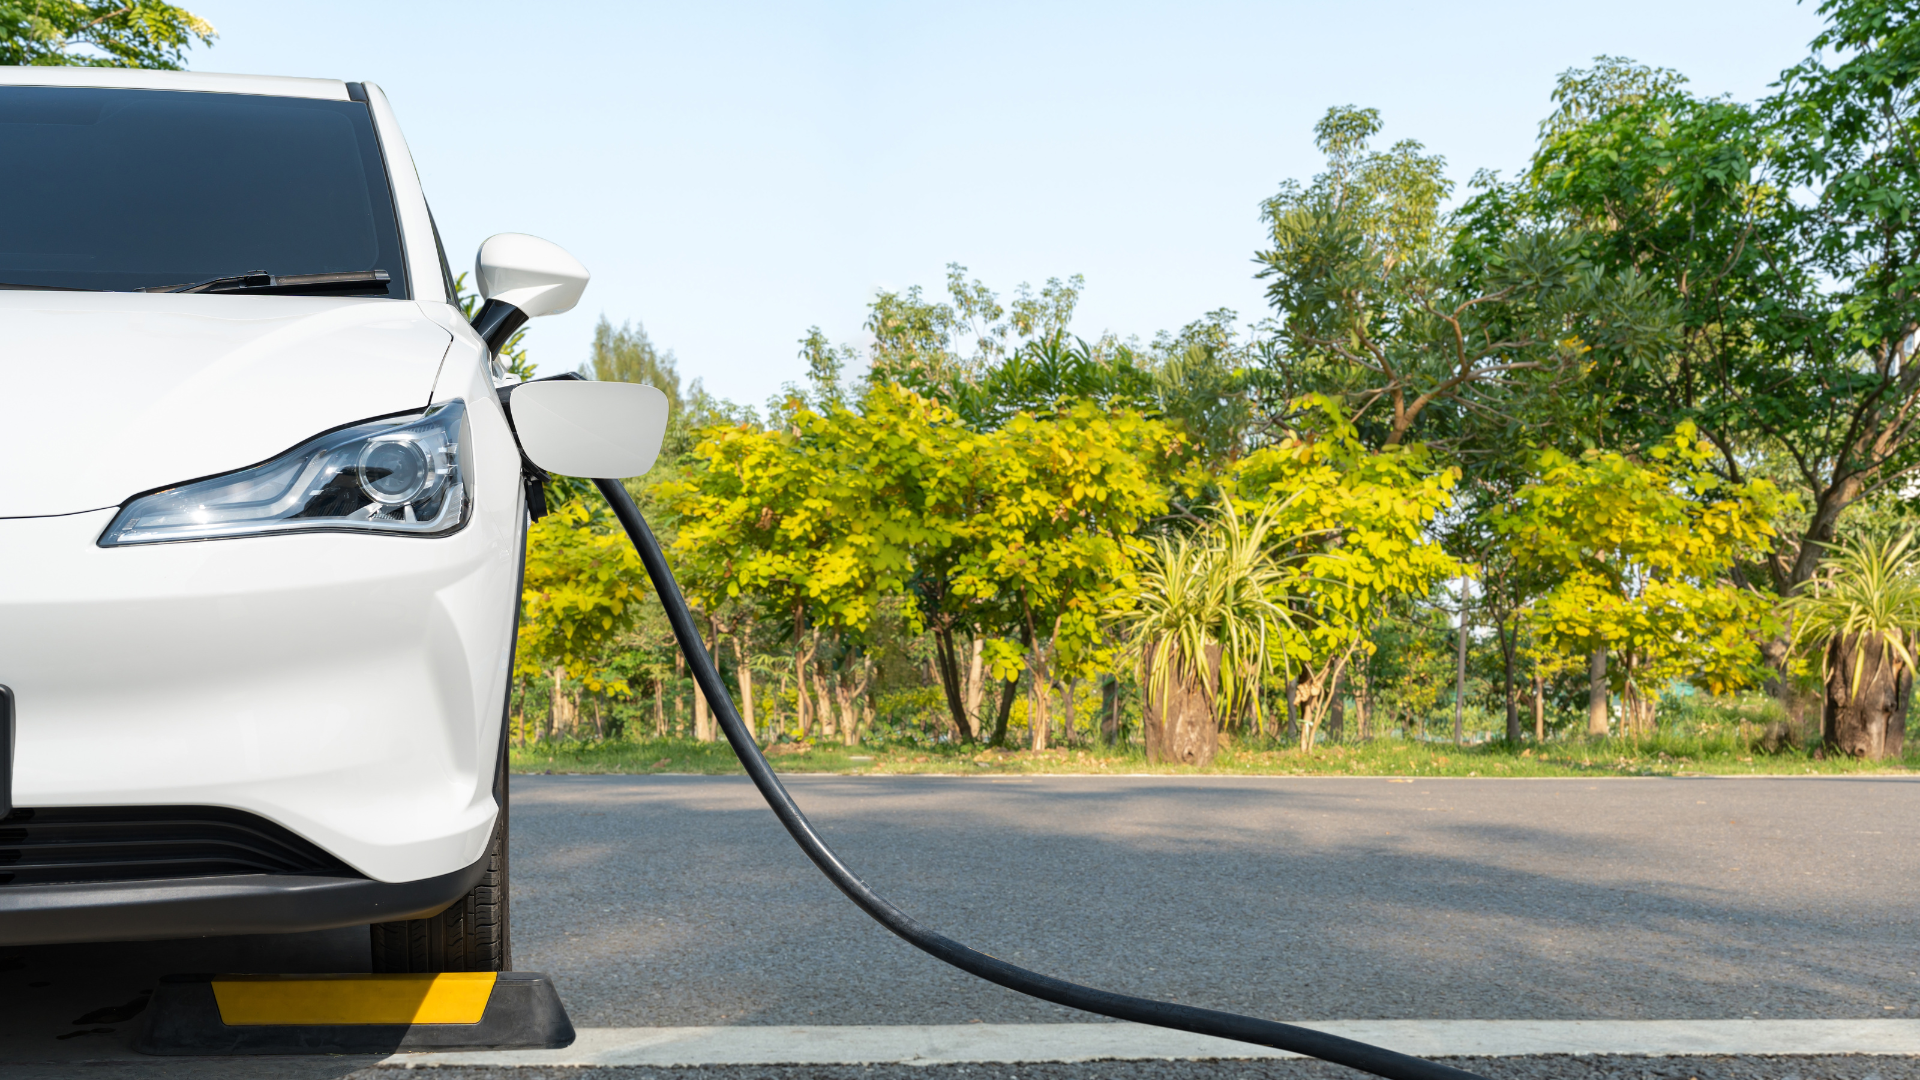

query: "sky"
left=183, top=1, right=1828, bottom=410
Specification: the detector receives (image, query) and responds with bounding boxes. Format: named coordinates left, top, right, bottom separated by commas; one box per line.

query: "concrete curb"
left=393, top=1020, right=1920, bottom=1066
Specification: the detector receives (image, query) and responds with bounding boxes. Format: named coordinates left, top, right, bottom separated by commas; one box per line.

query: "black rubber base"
left=132, top=972, right=575, bottom=1055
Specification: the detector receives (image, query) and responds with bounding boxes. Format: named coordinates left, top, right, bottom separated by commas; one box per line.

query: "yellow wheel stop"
left=212, top=972, right=496, bottom=1026
left=133, top=971, right=573, bottom=1055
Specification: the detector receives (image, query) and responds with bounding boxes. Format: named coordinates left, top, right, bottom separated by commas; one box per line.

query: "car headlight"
left=99, top=402, right=472, bottom=546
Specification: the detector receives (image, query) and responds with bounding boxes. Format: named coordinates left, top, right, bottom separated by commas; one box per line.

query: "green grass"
left=511, top=729, right=1920, bottom=778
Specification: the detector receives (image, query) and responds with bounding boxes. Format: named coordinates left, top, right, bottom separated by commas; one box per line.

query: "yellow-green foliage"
left=661, top=384, right=971, bottom=638
left=1495, top=423, right=1788, bottom=694
left=664, top=384, right=1176, bottom=683
left=1230, top=396, right=1461, bottom=680
left=954, top=400, right=1176, bottom=681
left=517, top=498, right=651, bottom=694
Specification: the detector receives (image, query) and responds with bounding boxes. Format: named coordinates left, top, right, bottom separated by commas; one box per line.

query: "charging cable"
left=594, top=477, right=1488, bottom=1080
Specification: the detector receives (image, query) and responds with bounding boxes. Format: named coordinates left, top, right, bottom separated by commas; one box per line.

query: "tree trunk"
left=1532, top=667, right=1545, bottom=743
left=792, top=631, right=818, bottom=738
left=1026, top=615, right=1053, bottom=751
left=653, top=677, right=666, bottom=738
left=933, top=625, right=975, bottom=742
left=1063, top=678, right=1079, bottom=746
left=1823, top=632, right=1912, bottom=760
left=1100, top=675, right=1120, bottom=746
left=698, top=624, right=721, bottom=742
left=1621, top=652, right=1654, bottom=736
left=673, top=651, right=686, bottom=735
left=964, top=636, right=986, bottom=736
left=833, top=677, right=854, bottom=746
left=546, top=665, right=567, bottom=743
left=1297, top=649, right=1354, bottom=752
left=1453, top=598, right=1468, bottom=745
left=814, top=663, right=836, bottom=741
left=1028, top=670, right=1051, bottom=752
left=1586, top=648, right=1609, bottom=736
left=1142, top=640, right=1220, bottom=766
left=1327, top=671, right=1345, bottom=743
left=730, top=629, right=756, bottom=742
left=693, top=628, right=712, bottom=743
left=1501, top=618, right=1520, bottom=744
left=990, top=675, right=1017, bottom=747
left=836, top=659, right=871, bottom=747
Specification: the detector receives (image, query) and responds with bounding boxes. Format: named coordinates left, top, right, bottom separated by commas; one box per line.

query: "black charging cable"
left=593, top=477, right=1488, bottom=1080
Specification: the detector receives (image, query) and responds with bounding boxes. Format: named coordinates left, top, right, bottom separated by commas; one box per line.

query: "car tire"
left=369, top=776, right=510, bottom=973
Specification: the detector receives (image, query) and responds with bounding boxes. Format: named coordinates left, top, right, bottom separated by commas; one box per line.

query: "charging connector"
left=594, top=477, right=1488, bottom=1080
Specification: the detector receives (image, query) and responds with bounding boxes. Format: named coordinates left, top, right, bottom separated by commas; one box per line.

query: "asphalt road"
left=0, top=774, right=1916, bottom=1070
left=511, top=774, right=1920, bottom=1027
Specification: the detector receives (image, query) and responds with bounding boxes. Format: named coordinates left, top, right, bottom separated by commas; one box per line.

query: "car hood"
left=1, top=293, right=452, bottom=518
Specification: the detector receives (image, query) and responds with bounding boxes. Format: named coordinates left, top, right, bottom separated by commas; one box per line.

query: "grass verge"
left=511, top=731, right=1920, bottom=778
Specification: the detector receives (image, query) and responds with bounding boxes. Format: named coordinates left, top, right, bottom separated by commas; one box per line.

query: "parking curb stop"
left=133, top=971, right=575, bottom=1055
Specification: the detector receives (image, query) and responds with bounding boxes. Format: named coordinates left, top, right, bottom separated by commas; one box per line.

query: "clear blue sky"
left=184, top=1, right=1826, bottom=409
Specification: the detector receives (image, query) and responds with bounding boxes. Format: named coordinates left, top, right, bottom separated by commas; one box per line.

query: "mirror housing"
left=470, top=234, right=589, bottom=354
left=510, top=380, right=669, bottom=479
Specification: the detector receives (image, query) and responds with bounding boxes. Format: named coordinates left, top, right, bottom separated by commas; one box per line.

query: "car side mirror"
left=510, top=380, right=670, bottom=479
left=470, top=233, right=590, bottom=354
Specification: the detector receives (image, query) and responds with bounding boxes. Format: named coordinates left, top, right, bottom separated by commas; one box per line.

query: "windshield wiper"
left=138, top=269, right=391, bottom=296
left=0, top=282, right=94, bottom=291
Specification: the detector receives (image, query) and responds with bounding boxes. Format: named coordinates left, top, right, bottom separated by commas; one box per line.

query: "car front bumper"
left=0, top=857, right=488, bottom=947
left=0, top=505, right=518, bottom=889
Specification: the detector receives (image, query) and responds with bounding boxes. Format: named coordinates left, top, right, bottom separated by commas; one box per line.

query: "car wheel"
left=369, top=777, right=510, bottom=973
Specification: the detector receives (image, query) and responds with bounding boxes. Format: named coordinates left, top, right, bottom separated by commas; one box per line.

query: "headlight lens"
left=99, top=401, right=471, bottom=546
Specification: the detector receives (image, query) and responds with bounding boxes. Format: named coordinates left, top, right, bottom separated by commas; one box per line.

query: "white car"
left=0, top=67, right=599, bottom=971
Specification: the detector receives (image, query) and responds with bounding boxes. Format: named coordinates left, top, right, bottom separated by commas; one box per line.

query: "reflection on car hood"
left=0, top=293, right=452, bottom=518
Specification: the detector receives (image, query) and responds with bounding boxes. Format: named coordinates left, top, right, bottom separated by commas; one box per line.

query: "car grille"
left=0, top=806, right=350, bottom=886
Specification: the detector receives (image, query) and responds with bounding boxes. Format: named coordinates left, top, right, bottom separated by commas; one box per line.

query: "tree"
left=1123, top=504, right=1297, bottom=766
left=955, top=402, right=1177, bottom=749
left=1531, top=32, right=1920, bottom=605
left=1230, top=396, right=1462, bottom=750
left=1496, top=425, right=1788, bottom=734
left=2, top=0, right=213, bottom=67
left=581, top=317, right=683, bottom=413
left=517, top=498, right=652, bottom=739
left=1257, top=106, right=1670, bottom=451
left=665, top=385, right=977, bottom=743
left=1785, top=531, right=1920, bottom=759
left=1148, top=310, right=1257, bottom=463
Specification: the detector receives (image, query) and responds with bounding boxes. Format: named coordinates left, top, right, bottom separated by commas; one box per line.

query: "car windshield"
left=0, top=86, right=407, bottom=296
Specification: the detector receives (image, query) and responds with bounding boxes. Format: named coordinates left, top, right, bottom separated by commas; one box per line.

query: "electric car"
left=0, top=67, right=605, bottom=971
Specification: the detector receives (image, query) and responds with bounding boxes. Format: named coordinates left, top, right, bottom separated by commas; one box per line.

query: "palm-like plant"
left=1784, top=530, right=1920, bottom=758
left=1123, top=501, right=1303, bottom=765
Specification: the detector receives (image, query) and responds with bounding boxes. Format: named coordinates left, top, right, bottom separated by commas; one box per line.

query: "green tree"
left=1259, top=106, right=1671, bottom=450
left=517, top=498, right=650, bottom=740
left=1530, top=25, right=1920, bottom=604
left=665, top=385, right=979, bottom=743
left=2, top=0, right=213, bottom=67
left=1230, top=397, right=1462, bottom=750
left=1496, top=425, right=1788, bottom=735
left=581, top=317, right=683, bottom=412
left=1784, top=531, right=1920, bottom=759
left=1123, top=503, right=1297, bottom=766
left=955, top=401, right=1177, bottom=749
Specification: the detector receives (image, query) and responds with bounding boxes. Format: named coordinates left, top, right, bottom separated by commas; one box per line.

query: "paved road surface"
left=512, top=774, right=1920, bottom=1026
left=0, top=774, right=1915, bottom=1071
